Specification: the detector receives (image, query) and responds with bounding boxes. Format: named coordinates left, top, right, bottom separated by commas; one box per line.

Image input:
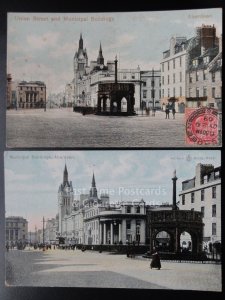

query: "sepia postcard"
left=6, top=9, right=222, bottom=148
left=4, top=150, right=221, bottom=290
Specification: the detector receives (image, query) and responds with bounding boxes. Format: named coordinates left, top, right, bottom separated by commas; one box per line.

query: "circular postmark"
left=186, top=107, right=218, bottom=145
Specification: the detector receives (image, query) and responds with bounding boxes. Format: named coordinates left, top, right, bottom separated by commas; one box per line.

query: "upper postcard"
left=6, top=9, right=222, bottom=148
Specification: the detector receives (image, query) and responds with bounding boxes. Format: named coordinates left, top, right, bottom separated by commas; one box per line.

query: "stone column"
left=99, top=222, right=102, bottom=244
left=103, top=223, right=106, bottom=244
left=119, top=223, right=122, bottom=242
left=110, top=223, right=113, bottom=245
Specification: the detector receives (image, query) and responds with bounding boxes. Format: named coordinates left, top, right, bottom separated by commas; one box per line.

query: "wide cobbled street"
left=7, top=108, right=190, bottom=148
left=5, top=248, right=222, bottom=291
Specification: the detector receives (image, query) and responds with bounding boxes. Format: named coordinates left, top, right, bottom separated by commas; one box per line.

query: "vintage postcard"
left=4, top=150, right=221, bottom=290
left=6, top=9, right=222, bottom=148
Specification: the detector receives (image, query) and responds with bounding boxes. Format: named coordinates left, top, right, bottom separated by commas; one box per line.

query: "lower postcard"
left=4, top=150, right=221, bottom=291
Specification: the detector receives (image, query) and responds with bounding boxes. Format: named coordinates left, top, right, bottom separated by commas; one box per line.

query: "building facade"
left=140, top=70, right=161, bottom=109
left=56, top=166, right=146, bottom=246
left=5, top=216, right=28, bottom=244
left=160, top=24, right=220, bottom=112
left=7, top=74, right=12, bottom=109
left=179, top=163, right=221, bottom=245
left=17, top=81, right=46, bottom=109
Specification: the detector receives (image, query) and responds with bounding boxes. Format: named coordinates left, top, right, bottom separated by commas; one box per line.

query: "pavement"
left=6, top=108, right=198, bottom=148
left=5, top=249, right=222, bottom=291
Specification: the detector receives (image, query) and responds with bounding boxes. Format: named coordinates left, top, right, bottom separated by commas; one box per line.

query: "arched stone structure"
left=147, top=210, right=204, bottom=254
left=97, top=83, right=135, bottom=116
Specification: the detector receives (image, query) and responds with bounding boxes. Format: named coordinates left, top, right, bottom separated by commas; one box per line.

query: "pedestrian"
left=172, top=107, right=176, bottom=119
left=152, top=108, right=156, bottom=117
left=150, top=248, right=161, bottom=270
left=165, top=106, right=170, bottom=119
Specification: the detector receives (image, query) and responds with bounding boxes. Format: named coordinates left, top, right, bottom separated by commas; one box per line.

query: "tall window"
left=201, top=206, right=205, bottom=217
left=136, top=206, right=140, bottom=213
left=126, top=220, right=131, bottom=230
left=212, top=223, right=216, bottom=235
left=180, top=86, right=182, bottom=97
left=173, top=59, right=175, bottom=69
left=191, top=192, right=195, bottom=203
left=126, top=206, right=131, bottom=213
left=182, top=194, right=185, bottom=205
left=180, top=56, right=182, bottom=67
left=203, top=70, right=207, bottom=80
left=212, top=87, right=216, bottom=98
left=136, top=220, right=141, bottom=242
left=196, top=87, right=200, bottom=98
left=189, top=75, right=192, bottom=83
left=143, top=90, right=147, bottom=98
left=162, top=76, right=164, bottom=85
left=212, top=205, right=216, bottom=217
left=212, top=72, right=215, bottom=82
left=212, top=186, right=216, bottom=198
left=173, top=74, right=175, bottom=83
left=196, top=71, right=199, bottom=81
left=173, top=87, right=175, bottom=97
left=143, top=81, right=146, bottom=87
left=203, top=86, right=207, bottom=97
left=168, top=61, right=170, bottom=71
left=162, top=89, right=164, bottom=98
left=168, top=75, right=170, bottom=84
left=168, top=88, right=170, bottom=97
left=180, top=72, right=182, bottom=82
left=162, top=63, right=164, bottom=72
left=201, top=189, right=205, bottom=201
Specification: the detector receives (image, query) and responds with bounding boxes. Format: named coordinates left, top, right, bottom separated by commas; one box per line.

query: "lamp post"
left=151, top=68, right=155, bottom=115
left=42, top=216, right=45, bottom=244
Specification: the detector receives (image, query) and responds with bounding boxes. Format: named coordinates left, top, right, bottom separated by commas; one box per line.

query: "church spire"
left=92, top=172, right=96, bottom=187
left=90, top=172, right=98, bottom=198
left=97, top=42, right=104, bottom=65
left=63, top=164, right=68, bottom=185
left=79, top=33, right=83, bottom=50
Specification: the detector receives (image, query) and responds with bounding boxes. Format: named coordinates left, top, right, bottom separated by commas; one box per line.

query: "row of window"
left=189, top=71, right=221, bottom=83
left=126, top=206, right=141, bottom=213
left=6, top=222, right=26, bottom=227
left=143, top=90, right=161, bottom=99
left=162, top=86, right=183, bottom=98
left=182, top=186, right=217, bottom=205
left=162, top=57, right=182, bottom=72
left=162, top=72, right=183, bottom=85
left=126, top=220, right=141, bottom=231
left=20, top=86, right=44, bottom=91
left=200, top=204, right=217, bottom=217
left=189, top=86, right=221, bottom=98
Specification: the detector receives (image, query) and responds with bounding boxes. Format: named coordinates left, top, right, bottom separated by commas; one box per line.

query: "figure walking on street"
left=172, top=107, right=176, bottom=119
left=165, top=105, right=170, bottom=119
left=150, top=248, right=161, bottom=270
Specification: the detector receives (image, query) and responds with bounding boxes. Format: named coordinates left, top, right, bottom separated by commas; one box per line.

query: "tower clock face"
left=100, top=64, right=104, bottom=69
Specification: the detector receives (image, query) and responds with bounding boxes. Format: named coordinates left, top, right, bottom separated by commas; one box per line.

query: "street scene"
left=6, top=9, right=222, bottom=148
left=5, top=248, right=221, bottom=290
left=4, top=150, right=221, bottom=290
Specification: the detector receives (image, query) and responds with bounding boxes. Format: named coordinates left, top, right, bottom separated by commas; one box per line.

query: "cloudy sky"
left=7, top=9, right=222, bottom=94
left=5, top=150, right=220, bottom=231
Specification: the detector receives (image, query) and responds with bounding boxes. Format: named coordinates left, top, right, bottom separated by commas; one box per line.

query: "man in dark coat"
left=150, top=248, right=161, bottom=270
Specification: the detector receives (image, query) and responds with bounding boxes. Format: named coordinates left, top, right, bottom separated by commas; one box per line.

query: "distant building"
left=73, top=34, right=141, bottom=112
left=160, top=24, right=220, bottom=112
left=5, top=216, right=28, bottom=244
left=17, top=81, right=46, bottom=109
left=179, top=163, right=221, bottom=245
left=140, top=70, right=161, bottom=109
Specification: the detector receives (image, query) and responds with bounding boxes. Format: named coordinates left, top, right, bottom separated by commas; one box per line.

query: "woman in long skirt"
left=150, top=248, right=161, bottom=270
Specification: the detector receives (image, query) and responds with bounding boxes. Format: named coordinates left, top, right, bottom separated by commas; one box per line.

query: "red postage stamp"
left=185, top=107, right=218, bottom=145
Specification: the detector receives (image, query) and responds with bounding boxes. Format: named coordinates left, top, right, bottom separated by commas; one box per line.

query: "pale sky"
left=7, top=9, right=222, bottom=94
left=4, top=150, right=221, bottom=232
